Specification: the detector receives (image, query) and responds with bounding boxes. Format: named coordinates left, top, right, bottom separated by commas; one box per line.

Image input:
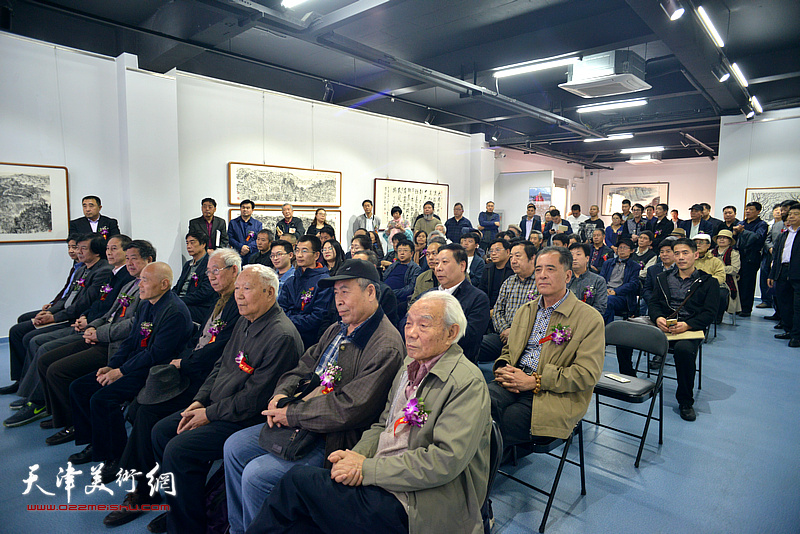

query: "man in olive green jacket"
left=491, top=246, right=604, bottom=444
left=250, top=291, right=491, bottom=534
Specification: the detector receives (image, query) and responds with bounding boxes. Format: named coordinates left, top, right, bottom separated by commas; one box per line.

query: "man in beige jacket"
left=490, top=246, right=605, bottom=445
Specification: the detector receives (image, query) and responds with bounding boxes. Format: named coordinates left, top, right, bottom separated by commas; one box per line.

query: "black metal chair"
left=589, top=321, right=669, bottom=468
left=638, top=329, right=704, bottom=390
left=498, top=421, right=586, bottom=533
left=482, top=420, right=504, bottom=534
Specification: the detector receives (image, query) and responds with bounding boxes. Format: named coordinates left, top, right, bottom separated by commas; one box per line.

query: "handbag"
left=258, top=373, right=323, bottom=461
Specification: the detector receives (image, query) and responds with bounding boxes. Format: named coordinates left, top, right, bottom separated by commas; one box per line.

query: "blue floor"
left=1, top=307, right=799, bottom=533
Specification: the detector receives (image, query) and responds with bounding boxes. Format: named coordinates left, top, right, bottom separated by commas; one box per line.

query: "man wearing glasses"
left=269, top=240, right=295, bottom=296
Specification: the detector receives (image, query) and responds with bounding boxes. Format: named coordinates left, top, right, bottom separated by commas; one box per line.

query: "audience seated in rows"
left=567, top=242, right=608, bottom=317
left=600, top=238, right=641, bottom=323
left=478, top=238, right=515, bottom=308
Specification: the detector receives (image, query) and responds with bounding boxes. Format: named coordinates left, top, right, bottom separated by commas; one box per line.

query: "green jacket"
left=495, top=290, right=605, bottom=439
left=354, top=343, right=491, bottom=534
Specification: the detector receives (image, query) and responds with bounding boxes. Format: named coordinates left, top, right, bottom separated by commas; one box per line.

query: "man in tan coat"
left=490, top=246, right=604, bottom=445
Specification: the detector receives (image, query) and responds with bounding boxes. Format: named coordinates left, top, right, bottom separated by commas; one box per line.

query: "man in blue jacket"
left=679, top=204, right=713, bottom=238
left=229, top=199, right=263, bottom=264
left=444, top=202, right=473, bottom=243
left=382, top=239, right=422, bottom=317
left=277, top=234, right=333, bottom=350
left=599, top=238, right=641, bottom=323
left=478, top=201, right=501, bottom=250
left=67, top=262, right=193, bottom=472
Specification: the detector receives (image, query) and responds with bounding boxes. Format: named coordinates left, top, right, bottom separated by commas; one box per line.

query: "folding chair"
left=589, top=321, right=669, bottom=467
left=498, top=421, right=586, bottom=533
left=638, top=329, right=704, bottom=389
left=482, top=420, right=504, bottom=534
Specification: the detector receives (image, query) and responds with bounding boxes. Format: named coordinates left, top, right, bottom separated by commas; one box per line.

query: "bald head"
left=139, top=262, right=173, bottom=303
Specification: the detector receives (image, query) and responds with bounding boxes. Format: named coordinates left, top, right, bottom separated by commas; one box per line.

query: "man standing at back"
left=229, top=199, right=263, bottom=264
left=445, top=202, right=473, bottom=243
left=189, top=197, right=229, bottom=249
left=69, top=196, right=120, bottom=238
left=351, top=199, right=381, bottom=237
left=736, top=201, right=769, bottom=317
left=413, top=201, right=442, bottom=236
left=648, top=203, right=675, bottom=250
left=478, top=201, right=501, bottom=250
left=276, top=203, right=305, bottom=238
left=519, top=203, right=542, bottom=240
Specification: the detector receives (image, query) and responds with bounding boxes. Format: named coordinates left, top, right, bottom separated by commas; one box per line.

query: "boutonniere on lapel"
left=100, top=284, right=113, bottom=301
left=539, top=324, right=572, bottom=346
left=300, top=287, right=314, bottom=311
left=235, top=351, right=254, bottom=374
left=117, top=293, right=132, bottom=317
left=207, top=319, right=226, bottom=343
left=139, top=322, right=153, bottom=347
left=393, top=397, right=429, bottom=436
left=74, top=278, right=86, bottom=290
left=246, top=231, right=255, bottom=242
left=320, top=362, right=342, bottom=394
left=191, top=273, right=199, bottom=287
left=526, top=288, right=540, bottom=302
left=582, top=287, right=594, bottom=303
left=99, top=226, right=109, bottom=239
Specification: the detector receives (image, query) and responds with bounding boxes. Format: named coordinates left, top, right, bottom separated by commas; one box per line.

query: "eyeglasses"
left=206, top=265, right=232, bottom=276
left=270, top=252, right=287, bottom=259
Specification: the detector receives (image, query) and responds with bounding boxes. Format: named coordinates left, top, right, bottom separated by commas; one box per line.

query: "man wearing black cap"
left=599, top=238, right=641, bottom=323
left=222, top=259, right=405, bottom=534
left=679, top=204, right=713, bottom=239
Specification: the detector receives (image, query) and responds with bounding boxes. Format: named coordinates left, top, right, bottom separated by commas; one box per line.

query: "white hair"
left=241, top=264, right=279, bottom=294
left=210, top=247, right=242, bottom=271
left=416, top=291, right=467, bottom=343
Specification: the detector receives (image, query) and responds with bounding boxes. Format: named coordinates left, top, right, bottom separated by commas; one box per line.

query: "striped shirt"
left=313, top=313, right=374, bottom=375
left=492, top=273, right=537, bottom=333
left=518, top=291, right=569, bottom=373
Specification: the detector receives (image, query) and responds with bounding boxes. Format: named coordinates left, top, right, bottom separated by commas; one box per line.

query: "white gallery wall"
left=0, top=33, right=478, bottom=333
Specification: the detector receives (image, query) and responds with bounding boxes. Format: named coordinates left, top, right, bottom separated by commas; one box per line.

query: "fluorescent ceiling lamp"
left=493, top=56, right=580, bottom=78
left=751, top=96, right=763, bottom=114
left=660, top=0, right=685, bottom=21
left=620, top=146, right=665, bottom=154
left=281, top=0, right=309, bottom=8
left=697, top=6, right=725, bottom=48
left=730, top=62, right=749, bottom=88
left=584, top=133, right=634, bottom=143
left=576, top=99, right=647, bottom=113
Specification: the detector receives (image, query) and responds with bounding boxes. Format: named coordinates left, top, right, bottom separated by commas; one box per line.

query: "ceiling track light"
left=712, top=63, right=730, bottom=83
left=730, top=62, right=749, bottom=88
left=660, top=0, right=685, bottom=21
left=583, top=133, right=634, bottom=143
left=491, top=128, right=500, bottom=142
left=322, top=82, right=334, bottom=103
left=576, top=99, right=647, bottom=113
left=424, top=109, right=436, bottom=125
left=745, top=108, right=755, bottom=119
left=697, top=6, right=725, bottom=48
left=751, top=96, right=763, bottom=114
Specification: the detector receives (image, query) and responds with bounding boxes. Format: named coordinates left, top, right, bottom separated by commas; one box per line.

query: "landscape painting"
left=229, top=162, right=341, bottom=207
left=229, top=209, right=342, bottom=240
left=602, top=182, right=669, bottom=216
left=0, top=162, right=70, bottom=243
left=745, top=187, right=800, bottom=223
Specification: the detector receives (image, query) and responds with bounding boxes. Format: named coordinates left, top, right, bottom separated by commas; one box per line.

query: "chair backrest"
left=486, top=420, right=504, bottom=496
left=605, top=321, right=668, bottom=358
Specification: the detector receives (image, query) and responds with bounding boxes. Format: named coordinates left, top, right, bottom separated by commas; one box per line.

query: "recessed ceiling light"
left=576, top=99, right=647, bottom=113
left=620, top=146, right=665, bottom=154
left=493, top=55, right=580, bottom=78
left=584, top=133, right=634, bottom=143
left=697, top=6, right=725, bottom=48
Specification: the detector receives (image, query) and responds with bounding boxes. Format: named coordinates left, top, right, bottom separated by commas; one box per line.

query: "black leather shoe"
left=775, top=333, right=792, bottom=340
left=104, top=492, right=150, bottom=527
left=0, top=382, right=19, bottom=395
left=737, top=311, right=751, bottom=317
left=100, top=460, right=119, bottom=485
left=147, top=512, right=168, bottom=533
left=68, top=444, right=94, bottom=464
left=40, top=418, right=54, bottom=429
left=46, top=427, right=76, bottom=446
left=679, top=405, right=696, bottom=421
left=774, top=323, right=784, bottom=329
left=764, top=314, right=780, bottom=321
left=790, top=339, right=800, bottom=348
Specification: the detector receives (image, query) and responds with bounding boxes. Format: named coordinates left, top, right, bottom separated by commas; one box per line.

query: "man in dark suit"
left=701, top=203, right=724, bottom=237
left=599, top=238, right=641, bottom=323
left=68, top=195, right=120, bottom=239
left=430, top=244, right=490, bottom=362
left=67, top=262, right=193, bottom=471
left=768, top=202, right=800, bottom=347
left=460, top=232, right=485, bottom=287
left=229, top=199, right=263, bottom=263
left=174, top=230, right=217, bottom=324
left=542, top=209, right=572, bottom=246
left=519, top=203, right=542, bottom=240
left=648, top=203, right=675, bottom=250
left=679, top=204, right=713, bottom=238
left=248, top=229, right=274, bottom=268
left=188, top=197, right=229, bottom=250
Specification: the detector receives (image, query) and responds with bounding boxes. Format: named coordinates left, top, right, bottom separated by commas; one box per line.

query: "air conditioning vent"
left=560, top=73, right=652, bottom=98
left=626, top=152, right=663, bottom=165
left=559, top=50, right=651, bottom=98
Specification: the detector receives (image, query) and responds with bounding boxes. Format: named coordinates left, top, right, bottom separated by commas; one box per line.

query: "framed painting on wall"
left=601, top=182, right=669, bottom=216
left=0, top=162, right=70, bottom=243
left=745, top=187, right=800, bottom=224
left=373, top=178, right=449, bottom=229
left=229, top=208, right=342, bottom=239
left=228, top=162, right=341, bottom=207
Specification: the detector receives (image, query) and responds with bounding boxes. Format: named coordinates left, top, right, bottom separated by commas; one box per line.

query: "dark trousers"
left=760, top=253, right=774, bottom=306
left=603, top=295, right=629, bottom=324
left=9, top=311, right=62, bottom=381
left=119, top=388, right=198, bottom=475
left=151, top=411, right=249, bottom=534
left=38, top=340, right=107, bottom=428
left=479, top=333, right=503, bottom=363
left=618, top=338, right=700, bottom=406
left=739, top=261, right=760, bottom=313
left=69, top=368, right=147, bottom=461
left=775, top=273, right=800, bottom=340
left=615, top=347, right=638, bottom=377
left=247, top=465, right=408, bottom=534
